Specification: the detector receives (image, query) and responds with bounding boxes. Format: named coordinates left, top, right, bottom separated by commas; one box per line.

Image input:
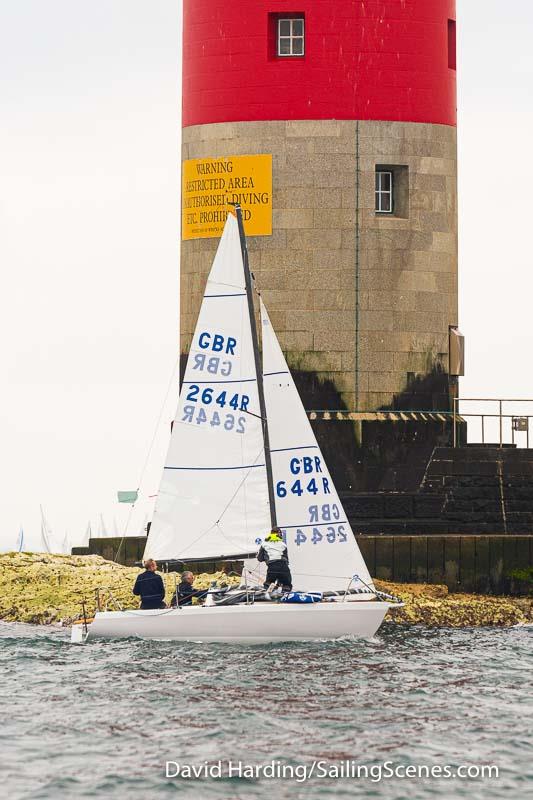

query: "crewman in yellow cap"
left=257, top=526, right=292, bottom=592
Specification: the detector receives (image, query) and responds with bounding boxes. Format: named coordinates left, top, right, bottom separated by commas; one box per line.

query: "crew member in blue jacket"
left=133, top=559, right=166, bottom=609
left=170, top=571, right=209, bottom=606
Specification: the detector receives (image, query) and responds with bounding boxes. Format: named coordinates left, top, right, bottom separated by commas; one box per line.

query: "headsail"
left=260, top=299, right=375, bottom=593
left=145, top=213, right=270, bottom=560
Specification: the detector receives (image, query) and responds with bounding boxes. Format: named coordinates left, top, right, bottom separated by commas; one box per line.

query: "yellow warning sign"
left=182, top=154, right=272, bottom=240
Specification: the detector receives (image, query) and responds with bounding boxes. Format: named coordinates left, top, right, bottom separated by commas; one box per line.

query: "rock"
left=0, top=553, right=531, bottom=628
left=0, top=553, right=240, bottom=625
left=376, top=579, right=533, bottom=627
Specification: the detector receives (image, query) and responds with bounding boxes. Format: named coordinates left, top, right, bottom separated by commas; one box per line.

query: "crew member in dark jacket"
left=170, top=571, right=209, bottom=607
left=257, top=527, right=292, bottom=591
left=133, top=559, right=166, bottom=609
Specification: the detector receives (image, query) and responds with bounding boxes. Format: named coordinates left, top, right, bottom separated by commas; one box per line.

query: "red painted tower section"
left=183, top=0, right=456, bottom=127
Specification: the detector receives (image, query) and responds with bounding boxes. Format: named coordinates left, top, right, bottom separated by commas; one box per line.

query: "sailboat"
left=79, top=208, right=399, bottom=643
left=40, top=505, right=53, bottom=554
left=98, top=514, right=109, bottom=538
left=82, top=521, right=92, bottom=547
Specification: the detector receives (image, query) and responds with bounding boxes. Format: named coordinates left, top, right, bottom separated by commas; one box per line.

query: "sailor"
left=257, top=527, right=292, bottom=592
left=132, top=559, right=166, bottom=609
left=170, top=571, right=209, bottom=607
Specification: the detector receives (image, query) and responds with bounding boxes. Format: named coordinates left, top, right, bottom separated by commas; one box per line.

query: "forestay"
left=260, top=299, right=375, bottom=593
left=145, top=214, right=270, bottom=561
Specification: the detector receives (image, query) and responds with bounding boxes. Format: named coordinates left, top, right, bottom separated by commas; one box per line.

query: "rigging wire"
left=113, top=350, right=181, bottom=563
left=171, top=445, right=267, bottom=557
left=206, top=279, right=244, bottom=291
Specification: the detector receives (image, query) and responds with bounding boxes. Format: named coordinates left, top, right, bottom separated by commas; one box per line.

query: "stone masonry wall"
left=181, top=120, right=458, bottom=412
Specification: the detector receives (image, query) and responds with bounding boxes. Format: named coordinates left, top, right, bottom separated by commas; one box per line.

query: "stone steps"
left=341, top=446, right=533, bottom=535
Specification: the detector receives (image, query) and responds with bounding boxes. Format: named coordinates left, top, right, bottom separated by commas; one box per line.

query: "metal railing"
left=453, top=398, right=533, bottom=448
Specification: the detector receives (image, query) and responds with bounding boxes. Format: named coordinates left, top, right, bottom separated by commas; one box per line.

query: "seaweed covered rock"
left=0, top=552, right=240, bottom=625
left=376, top=579, right=533, bottom=627
left=0, top=553, right=532, bottom=628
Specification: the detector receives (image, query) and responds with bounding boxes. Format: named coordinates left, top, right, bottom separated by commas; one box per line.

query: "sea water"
left=1, top=622, right=531, bottom=800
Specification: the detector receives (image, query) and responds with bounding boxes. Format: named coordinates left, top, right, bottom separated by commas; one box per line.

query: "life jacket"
left=262, top=539, right=288, bottom=563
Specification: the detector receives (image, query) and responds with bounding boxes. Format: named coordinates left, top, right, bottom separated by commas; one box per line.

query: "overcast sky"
left=1, top=1, right=532, bottom=552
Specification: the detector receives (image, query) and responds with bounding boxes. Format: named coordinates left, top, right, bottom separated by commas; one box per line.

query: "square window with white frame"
left=277, top=17, right=305, bottom=56
left=375, top=170, right=393, bottom=214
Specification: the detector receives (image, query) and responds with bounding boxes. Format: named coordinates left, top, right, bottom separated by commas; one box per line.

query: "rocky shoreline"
left=1, top=552, right=532, bottom=628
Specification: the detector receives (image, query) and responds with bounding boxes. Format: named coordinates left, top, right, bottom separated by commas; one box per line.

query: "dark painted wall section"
left=380, top=365, right=452, bottom=413
left=359, top=535, right=533, bottom=596
left=290, top=365, right=455, bottom=492
left=74, top=534, right=533, bottom=596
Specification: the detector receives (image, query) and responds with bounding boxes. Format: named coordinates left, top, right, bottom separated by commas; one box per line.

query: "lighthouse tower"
left=181, top=1, right=458, bottom=435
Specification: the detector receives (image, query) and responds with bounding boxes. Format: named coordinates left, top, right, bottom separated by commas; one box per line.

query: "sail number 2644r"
left=181, top=385, right=248, bottom=434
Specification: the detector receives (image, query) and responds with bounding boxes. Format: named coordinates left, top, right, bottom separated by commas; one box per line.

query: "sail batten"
left=164, top=464, right=266, bottom=471
left=181, top=378, right=257, bottom=384
left=270, top=445, right=319, bottom=453
left=204, top=292, right=246, bottom=300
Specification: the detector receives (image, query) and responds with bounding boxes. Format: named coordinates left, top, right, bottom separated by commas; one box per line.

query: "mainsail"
left=145, top=213, right=270, bottom=560
left=260, top=299, right=375, bottom=593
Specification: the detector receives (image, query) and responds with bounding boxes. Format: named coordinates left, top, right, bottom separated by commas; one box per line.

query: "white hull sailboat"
left=77, top=208, right=398, bottom=644
left=86, top=602, right=388, bottom=643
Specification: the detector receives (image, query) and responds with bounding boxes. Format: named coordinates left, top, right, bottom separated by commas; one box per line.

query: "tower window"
left=277, top=17, right=305, bottom=56
left=448, top=19, right=457, bottom=70
left=375, top=171, right=393, bottom=214
left=375, top=165, right=410, bottom=218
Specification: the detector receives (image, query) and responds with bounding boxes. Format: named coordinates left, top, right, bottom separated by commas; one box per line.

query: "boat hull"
left=84, top=601, right=390, bottom=643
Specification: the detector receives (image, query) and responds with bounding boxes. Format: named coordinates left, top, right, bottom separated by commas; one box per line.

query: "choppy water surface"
left=1, top=622, right=531, bottom=800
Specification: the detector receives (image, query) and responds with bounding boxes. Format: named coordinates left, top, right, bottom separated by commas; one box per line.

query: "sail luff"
left=234, top=204, right=277, bottom=530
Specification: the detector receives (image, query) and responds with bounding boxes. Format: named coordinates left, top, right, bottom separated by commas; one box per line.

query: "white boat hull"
left=84, top=601, right=390, bottom=643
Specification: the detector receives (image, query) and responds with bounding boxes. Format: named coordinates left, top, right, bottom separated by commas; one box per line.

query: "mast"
left=234, top=204, right=277, bottom=529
